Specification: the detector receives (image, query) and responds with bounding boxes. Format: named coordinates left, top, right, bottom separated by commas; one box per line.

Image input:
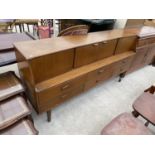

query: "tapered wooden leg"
left=47, top=110, right=52, bottom=122
left=132, top=110, right=139, bottom=118
left=118, top=72, right=126, bottom=82
left=144, top=86, right=155, bottom=94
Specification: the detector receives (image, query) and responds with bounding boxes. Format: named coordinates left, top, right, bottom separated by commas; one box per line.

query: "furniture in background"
left=15, top=19, right=39, bottom=33
left=125, top=19, right=145, bottom=28
left=58, top=25, right=89, bottom=36
left=101, top=113, right=152, bottom=135
left=132, top=92, right=155, bottom=127
left=57, top=19, right=116, bottom=33
left=0, top=32, right=35, bottom=67
left=0, top=20, right=16, bottom=32
left=0, top=71, right=38, bottom=135
left=14, top=26, right=155, bottom=122
left=37, top=19, right=54, bottom=39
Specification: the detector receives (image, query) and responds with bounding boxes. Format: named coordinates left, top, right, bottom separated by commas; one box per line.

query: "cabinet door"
left=129, top=47, right=148, bottom=72
left=96, top=39, right=117, bottom=60
left=30, top=49, right=74, bottom=84
left=74, top=44, right=98, bottom=68
left=74, top=39, right=117, bottom=68
left=115, top=36, right=137, bottom=54
left=145, top=46, right=155, bottom=65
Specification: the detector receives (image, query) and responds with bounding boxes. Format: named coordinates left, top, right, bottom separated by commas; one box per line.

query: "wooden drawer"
left=37, top=75, right=87, bottom=104
left=39, top=85, right=84, bottom=112
left=115, top=36, right=137, bottom=54
left=147, top=37, right=155, bottom=45
left=113, top=56, right=134, bottom=75
left=137, top=39, right=148, bottom=48
left=30, top=49, right=74, bottom=84
left=74, top=39, right=117, bottom=68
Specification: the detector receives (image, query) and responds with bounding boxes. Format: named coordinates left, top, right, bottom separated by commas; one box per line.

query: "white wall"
left=114, top=19, right=127, bottom=29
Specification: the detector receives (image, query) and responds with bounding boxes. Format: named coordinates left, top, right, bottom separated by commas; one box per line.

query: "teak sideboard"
left=14, top=26, right=155, bottom=122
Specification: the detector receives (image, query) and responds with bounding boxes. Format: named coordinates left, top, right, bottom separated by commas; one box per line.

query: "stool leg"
left=47, top=110, right=52, bottom=122
left=132, top=110, right=139, bottom=118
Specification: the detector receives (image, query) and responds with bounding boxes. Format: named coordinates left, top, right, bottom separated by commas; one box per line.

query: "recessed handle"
left=61, top=84, right=70, bottom=90
left=61, top=94, right=68, bottom=99
left=93, top=43, right=99, bottom=46
left=102, top=41, right=108, bottom=44
left=98, top=69, right=104, bottom=74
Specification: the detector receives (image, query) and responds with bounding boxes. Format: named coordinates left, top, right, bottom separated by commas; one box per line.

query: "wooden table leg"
left=47, top=110, right=52, bottom=122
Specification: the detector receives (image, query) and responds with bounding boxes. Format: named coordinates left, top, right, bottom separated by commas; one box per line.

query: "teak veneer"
left=14, top=26, right=155, bottom=122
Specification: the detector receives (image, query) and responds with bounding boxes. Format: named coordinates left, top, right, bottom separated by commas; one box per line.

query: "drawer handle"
left=93, top=43, right=99, bottom=46
left=61, top=84, right=70, bottom=90
left=102, top=41, right=108, bottom=44
left=60, top=94, right=68, bottom=99
left=98, top=69, right=104, bottom=74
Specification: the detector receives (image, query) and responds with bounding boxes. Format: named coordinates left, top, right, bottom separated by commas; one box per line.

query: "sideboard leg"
left=118, top=72, right=126, bottom=82
left=47, top=110, right=52, bottom=122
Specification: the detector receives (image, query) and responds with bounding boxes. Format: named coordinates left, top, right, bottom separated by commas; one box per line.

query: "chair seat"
left=0, top=119, right=38, bottom=135
left=0, top=71, right=24, bottom=101
left=101, top=113, right=152, bottom=135
left=133, top=92, right=155, bottom=125
left=0, top=50, right=16, bottom=67
left=0, top=95, right=31, bottom=130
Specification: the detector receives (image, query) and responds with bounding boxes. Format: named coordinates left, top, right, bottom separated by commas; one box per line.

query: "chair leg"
left=144, top=86, right=155, bottom=94
left=132, top=110, right=139, bottom=118
left=145, top=121, right=149, bottom=127
left=47, top=110, right=52, bottom=122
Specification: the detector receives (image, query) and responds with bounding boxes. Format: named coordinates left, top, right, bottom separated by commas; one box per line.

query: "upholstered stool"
left=101, top=113, right=152, bottom=135
left=0, top=71, right=24, bottom=101
left=0, top=119, right=38, bottom=135
left=0, top=95, right=31, bottom=130
left=132, top=92, right=155, bottom=126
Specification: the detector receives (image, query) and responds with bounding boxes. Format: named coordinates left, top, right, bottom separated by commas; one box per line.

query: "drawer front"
left=30, top=49, right=74, bottom=83
left=39, top=85, right=84, bottom=113
left=37, top=75, right=87, bottom=104
left=147, top=37, right=155, bottom=45
left=113, top=56, right=134, bottom=75
left=96, top=65, right=114, bottom=82
left=84, top=70, right=98, bottom=90
left=137, top=38, right=149, bottom=48
left=145, top=46, right=155, bottom=64
left=115, top=36, right=137, bottom=54
left=96, top=39, right=117, bottom=60
left=74, top=39, right=117, bottom=68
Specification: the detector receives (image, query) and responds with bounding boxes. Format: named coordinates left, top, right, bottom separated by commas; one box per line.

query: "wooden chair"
left=58, top=25, right=89, bottom=36
left=0, top=20, right=15, bottom=32
left=101, top=113, right=152, bottom=135
left=132, top=87, right=155, bottom=127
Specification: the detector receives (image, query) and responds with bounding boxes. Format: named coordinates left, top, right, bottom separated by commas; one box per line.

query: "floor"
left=1, top=64, right=155, bottom=135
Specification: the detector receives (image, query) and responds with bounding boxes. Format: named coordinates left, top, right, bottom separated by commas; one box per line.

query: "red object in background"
left=38, top=26, right=53, bottom=39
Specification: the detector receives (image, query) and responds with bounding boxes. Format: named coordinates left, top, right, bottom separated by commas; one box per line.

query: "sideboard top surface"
left=14, top=26, right=155, bottom=60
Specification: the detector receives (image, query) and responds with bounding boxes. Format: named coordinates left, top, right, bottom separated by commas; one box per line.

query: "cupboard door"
left=129, top=47, right=148, bottom=72
left=115, top=36, right=137, bottom=54
left=145, top=46, right=155, bottom=65
left=96, top=39, right=117, bottom=60
left=74, top=39, right=117, bottom=68
left=30, top=49, right=74, bottom=84
left=74, top=44, right=98, bottom=68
